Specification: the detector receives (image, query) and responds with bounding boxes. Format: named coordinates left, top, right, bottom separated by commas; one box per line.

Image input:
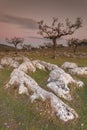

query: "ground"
left=0, top=46, right=87, bottom=130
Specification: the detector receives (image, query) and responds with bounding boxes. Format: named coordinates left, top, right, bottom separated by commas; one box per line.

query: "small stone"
left=81, top=123, right=84, bottom=127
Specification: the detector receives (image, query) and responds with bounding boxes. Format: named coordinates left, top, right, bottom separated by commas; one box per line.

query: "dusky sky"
left=0, top=0, right=87, bottom=39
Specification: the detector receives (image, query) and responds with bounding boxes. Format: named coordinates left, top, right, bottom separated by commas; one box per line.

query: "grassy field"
left=0, top=47, right=87, bottom=130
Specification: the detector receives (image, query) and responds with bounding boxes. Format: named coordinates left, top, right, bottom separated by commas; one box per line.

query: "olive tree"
left=6, top=37, right=24, bottom=54
left=38, top=17, right=82, bottom=58
left=68, top=38, right=80, bottom=53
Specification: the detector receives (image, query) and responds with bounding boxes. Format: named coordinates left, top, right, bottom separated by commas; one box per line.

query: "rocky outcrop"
left=6, top=69, right=78, bottom=122
left=18, top=61, right=36, bottom=73
left=4, top=57, right=85, bottom=121
left=0, top=57, right=19, bottom=68
left=61, top=61, right=87, bottom=76
left=32, top=60, right=45, bottom=70
left=33, top=60, right=58, bottom=71
left=47, top=68, right=83, bottom=101
left=32, top=60, right=83, bottom=100
left=61, top=62, right=78, bottom=69
left=69, top=67, right=87, bottom=75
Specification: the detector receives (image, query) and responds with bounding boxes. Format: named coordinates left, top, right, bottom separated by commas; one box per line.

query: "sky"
left=0, top=0, right=87, bottom=40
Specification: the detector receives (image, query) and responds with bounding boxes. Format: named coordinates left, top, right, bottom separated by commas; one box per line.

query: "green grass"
left=29, top=69, right=50, bottom=90
left=0, top=48, right=87, bottom=130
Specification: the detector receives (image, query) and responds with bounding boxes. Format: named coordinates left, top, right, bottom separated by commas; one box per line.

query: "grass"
left=29, top=69, right=50, bottom=90
left=0, top=47, right=87, bottom=130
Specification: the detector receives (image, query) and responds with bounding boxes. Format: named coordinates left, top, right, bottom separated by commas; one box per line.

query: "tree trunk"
left=74, top=45, right=77, bottom=54
left=15, top=45, right=17, bottom=54
left=52, top=39, right=57, bottom=59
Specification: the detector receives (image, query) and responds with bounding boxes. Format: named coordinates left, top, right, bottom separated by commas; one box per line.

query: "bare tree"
left=38, top=17, right=82, bottom=58
left=6, top=37, right=24, bottom=54
left=68, top=38, right=80, bottom=53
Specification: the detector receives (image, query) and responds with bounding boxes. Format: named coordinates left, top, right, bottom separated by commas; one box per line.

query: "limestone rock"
left=33, top=60, right=59, bottom=71
left=47, top=69, right=73, bottom=100
left=14, top=56, right=31, bottom=62
left=47, top=80, right=71, bottom=100
left=32, top=60, right=83, bottom=100
left=32, top=60, right=45, bottom=70
left=61, top=62, right=78, bottom=69
left=18, top=61, right=36, bottom=73
left=6, top=69, right=78, bottom=122
left=0, top=57, right=19, bottom=68
left=69, top=67, right=87, bottom=75
left=47, top=68, right=83, bottom=100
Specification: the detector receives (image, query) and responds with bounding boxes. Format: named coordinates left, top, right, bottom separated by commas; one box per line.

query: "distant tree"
left=6, top=37, right=24, bottom=54
left=38, top=17, right=82, bottom=58
left=68, top=38, right=80, bottom=53
left=80, top=39, right=87, bottom=46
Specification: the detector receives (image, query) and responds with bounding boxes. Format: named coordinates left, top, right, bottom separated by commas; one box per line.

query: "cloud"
left=0, top=12, right=38, bottom=30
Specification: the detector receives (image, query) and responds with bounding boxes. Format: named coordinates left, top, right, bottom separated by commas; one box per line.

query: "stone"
left=47, top=69, right=73, bottom=100
left=47, top=68, right=83, bottom=100
left=32, top=60, right=45, bottom=70
left=34, top=60, right=59, bottom=71
left=69, top=67, right=87, bottom=75
left=0, top=57, right=19, bottom=68
left=18, top=61, right=36, bottom=73
left=47, top=68, right=72, bottom=84
left=61, top=62, right=78, bottom=69
left=6, top=68, right=78, bottom=122
left=32, top=60, right=83, bottom=100
left=14, top=56, right=31, bottom=62
left=47, top=80, right=72, bottom=100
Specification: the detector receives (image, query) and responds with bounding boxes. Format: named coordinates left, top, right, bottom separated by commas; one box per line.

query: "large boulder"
left=0, top=57, right=19, bottom=68
left=6, top=69, right=78, bottom=122
left=47, top=68, right=84, bottom=100
left=69, top=67, right=87, bottom=75
left=48, top=68, right=73, bottom=84
left=47, top=80, right=71, bottom=100
left=61, top=62, right=78, bottom=69
left=32, top=60, right=83, bottom=100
